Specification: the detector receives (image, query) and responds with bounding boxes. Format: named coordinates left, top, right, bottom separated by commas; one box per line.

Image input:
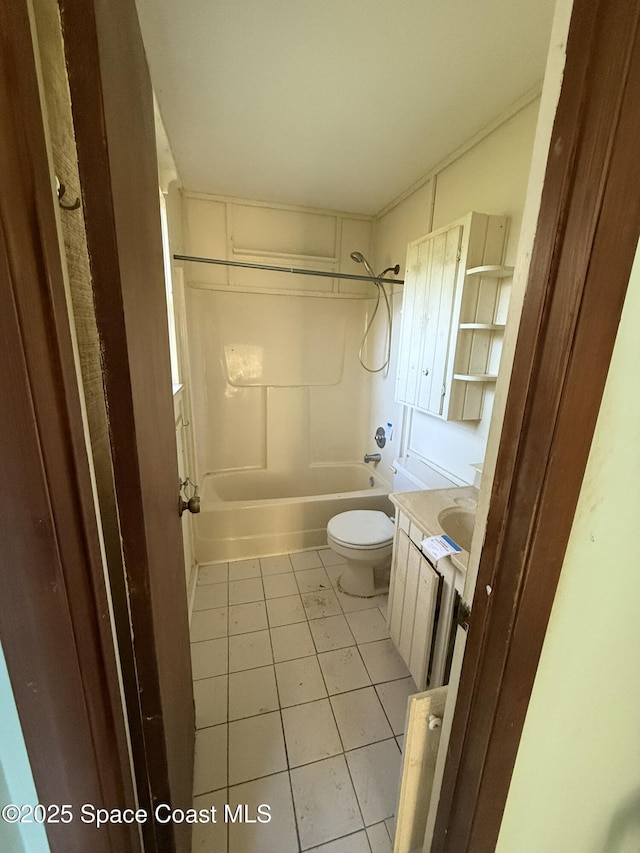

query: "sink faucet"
left=364, top=453, right=381, bottom=463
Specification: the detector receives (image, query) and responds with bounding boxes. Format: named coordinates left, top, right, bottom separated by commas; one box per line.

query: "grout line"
left=194, top=551, right=398, bottom=849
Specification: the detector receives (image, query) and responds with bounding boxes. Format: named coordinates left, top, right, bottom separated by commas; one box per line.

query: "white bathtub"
left=194, top=463, right=393, bottom=563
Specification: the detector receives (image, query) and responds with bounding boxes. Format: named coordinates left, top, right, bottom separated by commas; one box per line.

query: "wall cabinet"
left=396, top=212, right=511, bottom=421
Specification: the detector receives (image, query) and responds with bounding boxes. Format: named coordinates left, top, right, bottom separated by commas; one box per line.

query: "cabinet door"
left=395, top=225, right=462, bottom=414
left=396, top=242, right=427, bottom=406
left=399, top=539, right=421, bottom=663
left=408, top=556, right=441, bottom=688
left=416, top=225, right=462, bottom=415
left=389, top=527, right=410, bottom=648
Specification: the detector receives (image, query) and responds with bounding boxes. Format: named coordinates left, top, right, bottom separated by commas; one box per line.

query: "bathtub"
left=194, top=463, right=393, bottom=563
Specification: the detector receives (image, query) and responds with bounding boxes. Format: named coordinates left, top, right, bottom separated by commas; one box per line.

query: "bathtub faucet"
left=364, top=453, right=382, bottom=464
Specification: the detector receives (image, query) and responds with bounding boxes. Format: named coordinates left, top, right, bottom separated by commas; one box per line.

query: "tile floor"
left=190, top=547, right=417, bottom=853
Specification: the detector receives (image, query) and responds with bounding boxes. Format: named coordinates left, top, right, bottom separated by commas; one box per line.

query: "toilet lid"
left=328, top=510, right=395, bottom=547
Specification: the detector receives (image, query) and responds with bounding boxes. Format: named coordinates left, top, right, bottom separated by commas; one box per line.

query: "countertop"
left=389, top=485, right=478, bottom=572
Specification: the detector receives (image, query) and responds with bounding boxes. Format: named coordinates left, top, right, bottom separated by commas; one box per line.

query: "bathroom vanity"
left=387, top=486, right=477, bottom=690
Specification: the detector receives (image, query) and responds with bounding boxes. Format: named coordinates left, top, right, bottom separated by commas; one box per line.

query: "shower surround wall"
left=181, top=194, right=380, bottom=498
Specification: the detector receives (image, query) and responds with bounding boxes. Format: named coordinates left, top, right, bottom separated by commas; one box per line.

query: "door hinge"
left=441, top=384, right=446, bottom=398
left=456, top=249, right=462, bottom=262
left=457, top=600, right=471, bottom=631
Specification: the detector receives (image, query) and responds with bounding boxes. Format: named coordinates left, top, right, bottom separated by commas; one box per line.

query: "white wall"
left=496, top=241, right=640, bottom=853
left=371, top=99, right=540, bottom=483
left=180, top=194, right=378, bottom=483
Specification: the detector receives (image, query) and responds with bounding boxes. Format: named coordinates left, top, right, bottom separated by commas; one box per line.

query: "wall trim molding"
left=375, top=82, right=543, bottom=221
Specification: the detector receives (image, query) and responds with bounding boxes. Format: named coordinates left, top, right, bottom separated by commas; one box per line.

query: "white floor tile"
left=271, top=622, right=316, bottom=663
left=366, top=822, right=393, bottom=853
left=384, top=816, right=396, bottom=843
left=260, top=554, right=293, bottom=575
left=330, top=687, right=394, bottom=750
left=198, top=562, right=229, bottom=584
left=291, top=754, right=363, bottom=849
left=345, top=609, right=390, bottom=644
left=302, top=589, right=342, bottom=620
left=194, top=675, right=227, bottom=729
left=228, top=711, right=287, bottom=785
left=191, top=637, right=228, bottom=681
left=282, top=698, right=342, bottom=768
left=190, top=606, right=228, bottom=642
left=228, top=558, right=261, bottom=580
left=335, top=588, right=386, bottom=614
left=318, top=548, right=346, bottom=567
left=267, top=594, right=307, bottom=627
left=228, top=771, right=298, bottom=853
left=263, top=572, right=300, bottom=600
left=308, top=830, right=372, bottom=852
left=192, top=788, right=228, bottom=852
left=318, top=647, right=370, bottom=695
left=375, top=677, right=416, bottom=736
left=228, top=577, right=264, bottom=605
left=193, top=724, right=227, bottom=795
left=358, top=640, right=410, bottom=684
left=229, top=630, right=273, bottom=673
left=325, top=564, right=345, bottom=587
left=194, top=582, right=229, bottom=611
left=228, top=601, right=268, bottom=635
left=275, top=656, right=327, bottom=707
left=309, top=615, right=355, bottom=653
left=295, top=567, right=332, bottom=594
left=346, top=739, right=401, bottom=826
left=290, top=550, right=323, bottom=571
left=229, top=665, right=279, bottom=720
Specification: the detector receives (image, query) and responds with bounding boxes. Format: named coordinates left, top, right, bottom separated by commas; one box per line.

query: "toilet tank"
left=392, top=456, right=457, bottom=492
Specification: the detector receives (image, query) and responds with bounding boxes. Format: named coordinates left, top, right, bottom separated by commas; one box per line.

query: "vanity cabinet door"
left=389, top=526, right=410, bottom=649
left=399, top=538, right=422, bottom=662
left=388, top=524, right=441, bottom=690
left=409, top=556, right=440, bottom=687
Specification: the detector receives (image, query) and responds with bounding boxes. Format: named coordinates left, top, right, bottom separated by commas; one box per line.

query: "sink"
left=437, top=507, right=476, bottom=552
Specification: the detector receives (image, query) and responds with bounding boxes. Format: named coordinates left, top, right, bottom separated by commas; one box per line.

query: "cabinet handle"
left=423, top=369, right=429, bottom=376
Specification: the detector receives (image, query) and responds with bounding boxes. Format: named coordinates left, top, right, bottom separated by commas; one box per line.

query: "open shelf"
left=459, top=323, right=505, bottom=330
left=453, top=373, right=498, bottom=382
left=466, top=264, right=514, bottom=279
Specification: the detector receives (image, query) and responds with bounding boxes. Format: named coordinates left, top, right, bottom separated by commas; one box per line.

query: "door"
left=0, top=1, right=195, bottom=852
left=56, top=2, right=195, bottom=851
left=0, top=2, right=141, bottom=850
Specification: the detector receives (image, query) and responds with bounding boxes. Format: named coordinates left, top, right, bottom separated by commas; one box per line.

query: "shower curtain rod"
left=173, top=254, right=404, bottom=285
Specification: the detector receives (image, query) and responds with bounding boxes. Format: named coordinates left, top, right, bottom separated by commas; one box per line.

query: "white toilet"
left=326, top=457, right=458, bottom=597
left=327, top=510, right=395, bottom=597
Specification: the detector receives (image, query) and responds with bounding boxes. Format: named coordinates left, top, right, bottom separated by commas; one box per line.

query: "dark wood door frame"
left=0, top=2, right=140, bottom=851
left=432, top=0, right=640, bottom=849
left=58, top=3, right=195, bottom=852
left=1, top=1, right=194, bottom=852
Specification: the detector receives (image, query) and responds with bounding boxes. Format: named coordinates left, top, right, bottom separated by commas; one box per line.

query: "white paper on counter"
left=421, top=534, right=462, bottom=563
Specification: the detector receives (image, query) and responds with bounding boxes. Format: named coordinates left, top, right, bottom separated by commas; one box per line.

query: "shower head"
left=350, top=251, right=378, bottom=281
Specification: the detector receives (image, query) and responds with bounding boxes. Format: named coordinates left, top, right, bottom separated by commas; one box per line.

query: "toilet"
left=327, top=510, right=395, bottom=597
left=326, top=457, right=458, bottom=597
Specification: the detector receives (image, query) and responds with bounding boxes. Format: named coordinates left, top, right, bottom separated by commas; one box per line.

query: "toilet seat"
left=327, top=510, right=394, bottom=549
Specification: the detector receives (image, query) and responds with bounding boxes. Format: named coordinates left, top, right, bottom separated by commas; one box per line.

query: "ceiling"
left=136, top=0, right=556, bottom=216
